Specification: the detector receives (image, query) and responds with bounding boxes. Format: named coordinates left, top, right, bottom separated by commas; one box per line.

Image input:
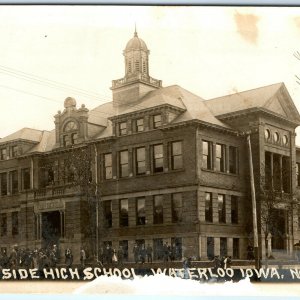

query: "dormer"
left=54, top=97, right=89, bottom=148
left=0, top=128, right=43, bottom=160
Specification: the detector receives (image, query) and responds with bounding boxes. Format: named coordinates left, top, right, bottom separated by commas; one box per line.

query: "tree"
left=294, top=51, right=300, bottom=85
left=62, top=144, right=99, bottom=260
left=259, top=155, right=295, bottom=260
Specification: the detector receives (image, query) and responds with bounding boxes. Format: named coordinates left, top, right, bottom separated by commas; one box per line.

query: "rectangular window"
left=119, top=150, right=129, bottom=178
left=12, top=212, right=18, bottom=236
left=136, top=147, right=146, bottom=175
left=22, top=168, right=31, bottom=190
left=0, top=148, right=6, bottom=160
left=273, top=154, right=281, bottom=191
left=119, top=240, right=128, bottom=260
left=153, top=144, right=164, bottom=173
left=171, top=141, right=183, bottom=170
left=0, top=173, right=7, bottom=196
left=136, top=239, right=145, bottom=258
left=11, top=146, right=18, bottom=158
left=153, top=114, right=162, bottom=129
left=104, top=153, right=112, bottom=179
left=216, top=144, right=225, bottom=172
left=218, top=194, right=226, bottom=223
left=153, top=238, right=163, bottom=260
left=172, top=193, right=183, bottom=223
left=0, top=214, right=7, bottom=236
left=207, top=237, right=214, bottom=260
left=202, top=141, right=213, bottom=170
left=71, top=133, right=78, bottom=145
left=265, top=152, right=272, bottom=189
left=298, top=206, right=300, bottom=229
left=282, top=156, right=291, bottom=193
left=231, top=195, right=238, bottom=224
left=233, top=238, right=239, bottom=259
left=205, top=192, right=213, bottom=222
left=220, top=237, right=227, bottom=257
left=153, top=195, right=164, bottom=224
left=63, top=160, right=74, bottom=184
left=136, top=197, right=146, bottom=225
left=120, top=199, right=129, bottom=227
left=136, top=118, right=144, bottom=132
left=10, top=170, right=18, bottom=195
left=229, top=146, right=238, bottom=174
left=63, top=135, right=69, bottom=147
left=171, top=237, right=182, bottom=260
left=103, top=200, right=112, bottom=228
left=119, top=122, right=127, bottom=136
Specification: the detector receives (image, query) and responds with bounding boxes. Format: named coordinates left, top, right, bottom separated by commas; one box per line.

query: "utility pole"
left=247, top=133, right=261, bottom=269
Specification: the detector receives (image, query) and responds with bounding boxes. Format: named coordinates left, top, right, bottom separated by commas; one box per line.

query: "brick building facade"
left=1, top=30, right=300, bottom=263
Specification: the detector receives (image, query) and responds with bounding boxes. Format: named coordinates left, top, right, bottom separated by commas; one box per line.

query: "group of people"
left=212, top=255, right=232, bottom=270
left=293, top=241, right=300, bottom=262
left=132, top=242, right=182, bottom=264
left=100, top=244, right=126, bottom=265
left=100, top=242, right=182, bottom=265
left=0, top=244, right=87, bottom=270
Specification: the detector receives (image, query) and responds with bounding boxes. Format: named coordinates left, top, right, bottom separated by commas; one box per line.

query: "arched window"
left=135, top=61, right=140, bottom=72
left=64, top=121, right=78, bottom=132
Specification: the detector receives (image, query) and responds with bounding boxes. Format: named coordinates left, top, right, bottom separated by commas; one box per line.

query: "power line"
left=0, top=84, right=109, bottom=120
left=0, top=65, right=113, bottom=102
left=0, top=64, right=157, bottom=111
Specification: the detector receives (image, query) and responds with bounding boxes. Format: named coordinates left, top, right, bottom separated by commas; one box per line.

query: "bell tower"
left=124, top=28, right=149, bottom=78
left=111, top=29, right=162, bottom=107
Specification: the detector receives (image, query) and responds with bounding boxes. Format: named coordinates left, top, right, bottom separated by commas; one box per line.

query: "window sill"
left=112, top=222, right=192, bottom=229
left=201, top=168, right=239, bottom=177
left=201, top=221, right=242, bottom=226
left=102, top=168, right=185, bottom=182
left=0, top=193, right=19, bottom=198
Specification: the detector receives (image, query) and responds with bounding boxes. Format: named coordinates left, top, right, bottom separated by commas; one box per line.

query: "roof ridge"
left=205, top=82, right=284, bottom=102
left=22, top=127, right=44, bottom=132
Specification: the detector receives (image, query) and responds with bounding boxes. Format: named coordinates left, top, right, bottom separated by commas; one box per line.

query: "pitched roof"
left=88, top=102, right=114, bottom=127
left=28, top=130, right=56, bottom=153
left=204, top=82, right=300, bottom=123
left=167, top=86, right=231, bottom=129
left=3, top=82, right=299, bottom=154
left=116, top=85, right=186, bottom=115
left=112, top=85, right=231, bottom=129
left=0, top=128, right=44, bottom=144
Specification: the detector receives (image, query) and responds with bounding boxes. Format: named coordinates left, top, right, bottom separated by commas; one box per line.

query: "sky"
left=1, top=6, right=300, bottom=142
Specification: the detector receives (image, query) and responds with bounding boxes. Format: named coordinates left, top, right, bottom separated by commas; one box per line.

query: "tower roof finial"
left=134, top=23, right=138, bottom=37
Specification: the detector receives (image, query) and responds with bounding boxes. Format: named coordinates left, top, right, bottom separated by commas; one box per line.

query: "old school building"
left=1, top=30, right=300, bottom=263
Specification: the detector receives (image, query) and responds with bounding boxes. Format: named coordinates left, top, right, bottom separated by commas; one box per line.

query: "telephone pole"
left=94, top=144, right=99, bottom=263
left=247, top=133, right=261, bottom=269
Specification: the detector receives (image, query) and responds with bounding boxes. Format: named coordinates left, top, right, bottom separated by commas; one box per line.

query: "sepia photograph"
left=1, top=4, right=300, bottom=296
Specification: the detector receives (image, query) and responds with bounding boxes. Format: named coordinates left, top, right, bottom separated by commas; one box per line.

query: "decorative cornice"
left=161, top=119, right=239, bottom=136
left=216, top=107, right=300, bottom=127
left=108, top=104, right=186, bottom=122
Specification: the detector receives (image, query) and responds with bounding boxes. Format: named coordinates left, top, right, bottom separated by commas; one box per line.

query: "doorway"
left=270, top=209, right=286, bottom=250
left=42, top=211, right=61, bottom=248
